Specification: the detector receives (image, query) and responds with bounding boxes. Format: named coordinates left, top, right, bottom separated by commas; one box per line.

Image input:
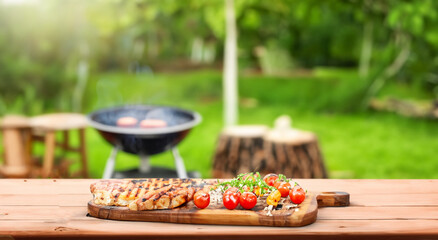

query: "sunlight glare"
left=1, top=0, right=39, bottom=5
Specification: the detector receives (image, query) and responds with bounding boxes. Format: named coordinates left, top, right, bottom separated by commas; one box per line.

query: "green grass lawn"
left=4, top=69, right=437, bottom=179
left=73, top=69, right=438, bottom=179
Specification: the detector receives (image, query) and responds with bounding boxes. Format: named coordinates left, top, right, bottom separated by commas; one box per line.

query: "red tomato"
left=273, top=180, right=282, bottom=189
left=277, top=182, right=291, bottom=197
left=263, top=173, right=279, bottom=187
left=193, top=191, right=210, bottom=209
left=225, top=187, right=241, bottom=198
left=223, top=192, right=239, bottom=210
left=289, top=186, right=306, bottom=204
left=239, top=192, right=257, bottom=210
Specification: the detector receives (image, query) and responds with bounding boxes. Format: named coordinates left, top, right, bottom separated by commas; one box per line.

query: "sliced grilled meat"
left=90, top=178, right=213, bottom=211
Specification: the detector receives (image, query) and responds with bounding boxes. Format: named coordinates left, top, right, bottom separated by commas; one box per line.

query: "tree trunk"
left=212, top=125, right=328, bottom=178
left=73, top=42, right=90, bottom=113
left=212, top=125, right=268, bottom=178
left=264, top=129, right=328, bottom=178
left=223, top=0, right=238, bottom=126
left=191, top=37, right=203, bottom=63
left=359, top=21, right=373, bottom=79
left=361, top=32, right=411, bottom=108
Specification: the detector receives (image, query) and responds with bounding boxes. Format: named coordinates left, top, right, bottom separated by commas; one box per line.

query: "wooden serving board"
left=88, top=191, right=349, bottom=227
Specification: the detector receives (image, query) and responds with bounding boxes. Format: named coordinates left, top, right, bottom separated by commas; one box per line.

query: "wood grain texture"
left=317, top=192, right=349, bottom=207
left=212, top=126, right=267, bottom=178
left=87, top=191, right=349, bottom=227
left=0, top=125, right=32, bottom=178
left=264, top=129, right=328, bottom=178
left=1, top=179, right=438, bottom=240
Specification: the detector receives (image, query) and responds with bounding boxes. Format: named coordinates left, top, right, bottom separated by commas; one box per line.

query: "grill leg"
left=103, top=147, right=118, bottom=179
left=139, top=154, right=151, bottom=173
left=172, top=147, right=188, bottom=178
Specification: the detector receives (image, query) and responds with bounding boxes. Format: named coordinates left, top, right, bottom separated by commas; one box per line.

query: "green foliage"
left=79, top=70, right=438, bottom=179
left=2, top=0, right=438, bottom=115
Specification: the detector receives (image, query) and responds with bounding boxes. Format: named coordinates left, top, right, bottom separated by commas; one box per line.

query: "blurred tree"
left=1, top=0, right=438, bottom=115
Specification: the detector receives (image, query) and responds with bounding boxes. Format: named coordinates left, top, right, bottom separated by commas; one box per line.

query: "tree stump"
left=212, top=125, right=269, bottom=178
left=264, top=129, right=328, bottom=178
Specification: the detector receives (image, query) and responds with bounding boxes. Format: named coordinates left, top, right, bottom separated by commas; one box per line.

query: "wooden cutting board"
left=88, top=190, right=349, bottom=227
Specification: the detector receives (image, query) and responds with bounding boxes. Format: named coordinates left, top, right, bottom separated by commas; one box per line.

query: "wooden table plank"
left=0, top=194, right=90, bottom=206
left=0, top=194, right=87, bottom=206
left=1, top=219, right=438, bottom=237
left=1, top=179, right=438, bottom=239
left=318, top=206, right=438, bottom=220
left=0, top=206, right=64, bottom=220
left=349, top=193, right=438, bottom=207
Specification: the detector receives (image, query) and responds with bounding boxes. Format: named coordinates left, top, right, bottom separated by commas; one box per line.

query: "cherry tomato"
left=239, top=192, right=257, bottom=210
left=277, top=182, right=291, bottom=197
left=263, top=173, right=279, bottom=187
left=225, top=187, right=241, bottom=198
left=193, top=190, right=210, bottom=209
left=266, top=190, right=281, bottom=206
left=289, top=186, right=306, bottom=204
left=223, top=191, right=239, bottom=210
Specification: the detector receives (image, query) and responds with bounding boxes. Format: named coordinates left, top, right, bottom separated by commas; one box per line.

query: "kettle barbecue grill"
left=88, top=105, right=201, bottom=179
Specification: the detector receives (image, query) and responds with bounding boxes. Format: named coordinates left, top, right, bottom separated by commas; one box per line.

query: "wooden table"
left=1, top=179, right=437, bottom=240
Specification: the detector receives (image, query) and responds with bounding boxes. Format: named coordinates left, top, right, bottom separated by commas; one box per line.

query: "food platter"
left=87, top=174, right=349, bottom=227
left=88, top=191, right=348, bottom=227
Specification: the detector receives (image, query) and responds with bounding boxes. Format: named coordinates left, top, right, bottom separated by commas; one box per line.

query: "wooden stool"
left=0, top=115, right=33, bottom=178
left=30, top=113, right=89, bottom=178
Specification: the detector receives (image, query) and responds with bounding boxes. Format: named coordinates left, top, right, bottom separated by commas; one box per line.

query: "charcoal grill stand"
left=102, top=146, right=189, bottom=179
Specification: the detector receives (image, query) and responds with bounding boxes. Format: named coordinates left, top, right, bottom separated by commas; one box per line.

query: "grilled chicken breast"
left=90, top=178, right=212, bottom=211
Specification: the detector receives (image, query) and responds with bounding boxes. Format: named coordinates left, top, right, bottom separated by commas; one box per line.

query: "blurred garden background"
left=1, top=0, right=438, bottom=179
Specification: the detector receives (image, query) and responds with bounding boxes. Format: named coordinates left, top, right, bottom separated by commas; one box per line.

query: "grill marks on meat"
left=90, top=178, right=212, bottom=211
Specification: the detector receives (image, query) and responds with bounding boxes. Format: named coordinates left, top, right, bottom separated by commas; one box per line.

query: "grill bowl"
left=88, top=105, right=201, bottom=155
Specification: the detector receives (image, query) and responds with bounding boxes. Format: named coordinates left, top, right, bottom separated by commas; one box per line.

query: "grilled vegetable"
left=267, top=190, right=281, bottom=207
left=214, top=172, right=306, bottom=210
